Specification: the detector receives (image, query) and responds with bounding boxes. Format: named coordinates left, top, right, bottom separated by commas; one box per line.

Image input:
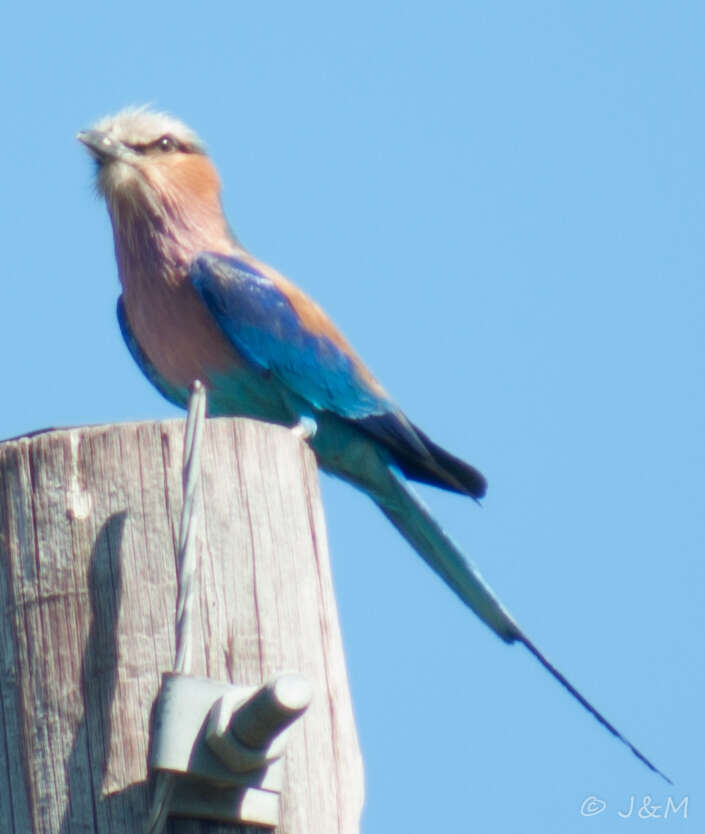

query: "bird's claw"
left=291, top=416, right=317, bottom=440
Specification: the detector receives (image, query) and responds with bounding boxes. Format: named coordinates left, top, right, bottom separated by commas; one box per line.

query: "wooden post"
left=0, top=418, right=364, bottom=833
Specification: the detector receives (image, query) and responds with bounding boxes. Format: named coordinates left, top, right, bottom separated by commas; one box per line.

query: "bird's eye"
left=157, top=135, right=177, bottom=152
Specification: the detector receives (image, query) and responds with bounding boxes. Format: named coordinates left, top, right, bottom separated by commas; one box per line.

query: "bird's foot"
left=291, top=416, right=317, bottom=440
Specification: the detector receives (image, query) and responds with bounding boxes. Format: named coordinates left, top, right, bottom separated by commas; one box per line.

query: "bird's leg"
left=283, top=390, right=318, bottom=440
left=291, top=415, right=318, bottom=440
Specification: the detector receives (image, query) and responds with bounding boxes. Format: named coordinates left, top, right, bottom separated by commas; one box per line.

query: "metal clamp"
left=149, top=671, right=312, bottom=827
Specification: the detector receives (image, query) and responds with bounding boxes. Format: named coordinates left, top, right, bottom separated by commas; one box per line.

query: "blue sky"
left=1, top=1, right=702, bottom=830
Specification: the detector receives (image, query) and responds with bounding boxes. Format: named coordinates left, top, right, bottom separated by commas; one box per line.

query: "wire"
left=144, top=381, right=207, bottom=834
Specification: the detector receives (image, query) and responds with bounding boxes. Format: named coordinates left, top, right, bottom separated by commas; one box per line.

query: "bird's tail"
left=373, top=464, right=520, bottom=642
left=369, top=462, right=671, bottom=783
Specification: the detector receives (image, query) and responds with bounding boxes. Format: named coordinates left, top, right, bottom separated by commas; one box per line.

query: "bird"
left=77, top=106, right=668, bottom=782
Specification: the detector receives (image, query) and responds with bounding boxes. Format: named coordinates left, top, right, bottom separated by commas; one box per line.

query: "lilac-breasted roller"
left=77, top=107, right=667, bottom=781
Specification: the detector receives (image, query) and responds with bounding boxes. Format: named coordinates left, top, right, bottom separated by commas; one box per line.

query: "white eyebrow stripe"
left=90, top=106, right=206, bottom=152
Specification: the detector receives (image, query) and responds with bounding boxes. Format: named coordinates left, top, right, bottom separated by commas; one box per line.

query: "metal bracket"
left=149, top=671, right=312, bottom=827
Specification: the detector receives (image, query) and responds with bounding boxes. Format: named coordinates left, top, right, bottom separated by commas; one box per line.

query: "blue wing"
left=190, top=252, right=389, bottom=419
left=190, top=252, right=487, bottom=498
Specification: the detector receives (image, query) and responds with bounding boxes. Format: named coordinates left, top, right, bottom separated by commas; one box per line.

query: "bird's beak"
left=76, top=129, right=130, bottom=164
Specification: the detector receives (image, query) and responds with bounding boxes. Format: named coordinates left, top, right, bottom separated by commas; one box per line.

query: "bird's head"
left=77, top=107, right=228, bottom=248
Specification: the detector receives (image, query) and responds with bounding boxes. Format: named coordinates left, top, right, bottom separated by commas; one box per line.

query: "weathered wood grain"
left=0, top=418, right=364, bottom=833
